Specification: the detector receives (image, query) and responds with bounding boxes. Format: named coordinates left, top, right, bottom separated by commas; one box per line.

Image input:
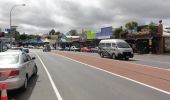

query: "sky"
left=0, top=0, right=170, bottom=34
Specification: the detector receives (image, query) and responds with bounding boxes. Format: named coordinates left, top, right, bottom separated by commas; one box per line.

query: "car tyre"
left=112, top=53, right=117, bottom=59
left=33, top=65, right=38, bottom=76
left=100, top=52, right=104, bottom=58
left=20, top=76, right=28, bottom=91
left=125, top=57, right=129, bottom=60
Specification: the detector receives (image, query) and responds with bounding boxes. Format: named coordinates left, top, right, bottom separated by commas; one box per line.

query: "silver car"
left=0, top=50, right=38, bottom=91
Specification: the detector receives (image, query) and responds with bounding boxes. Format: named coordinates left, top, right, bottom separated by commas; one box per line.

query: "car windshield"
left=0, top=54, right=19, bottom=64
left=117, top=42, right=130, bottom=48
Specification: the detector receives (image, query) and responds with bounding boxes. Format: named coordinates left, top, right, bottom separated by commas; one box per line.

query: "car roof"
left=0, top=50, right=21, bottom=55
left=100, top=39, right=126, bottom=43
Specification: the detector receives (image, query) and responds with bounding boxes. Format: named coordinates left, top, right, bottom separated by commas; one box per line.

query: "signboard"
left=86, top=31, right=96, bottom=39
left=97, top=26, right=113, bottom=39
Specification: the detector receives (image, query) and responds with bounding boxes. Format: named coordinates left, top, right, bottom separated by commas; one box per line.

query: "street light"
left=10, top=4, right=26, bottom=47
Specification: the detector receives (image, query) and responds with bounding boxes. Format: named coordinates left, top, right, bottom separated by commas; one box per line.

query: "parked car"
left=64, top=47, right=70, bottom=51
left=38, top=46, right=43, bottom=49
left=43, top=45, right=51, bottom=52
left=27, top=45, right=34, bottom=49
left=70, top=46, right=80, bottom=51
left=11, top=47, right=23, bottom=50
left=50, top=46, right=55, bottom=50
left=0, top=50, right=38, bottom=91
left=91, top=47, right=99, bottom=53
left=22, top=48, right=29, bottom=53
left=56, top=47, right=63, bottom=51
left=10, top=47, right=29, bottom=53
left=80, top=47, right=91, bottom=52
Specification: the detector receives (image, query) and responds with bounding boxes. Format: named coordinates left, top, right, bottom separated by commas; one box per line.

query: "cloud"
left=0, top=0, right=170, bottom=34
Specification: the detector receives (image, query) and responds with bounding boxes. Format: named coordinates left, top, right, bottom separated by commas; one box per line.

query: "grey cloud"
left=0, top=0, right=170, bottom=34
left=102, top=0, right=170, bottom=19
left=58, top=1, right=115, bottom=30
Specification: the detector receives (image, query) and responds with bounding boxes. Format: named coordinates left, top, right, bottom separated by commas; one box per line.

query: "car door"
left=26, top=54, right=35, bottom=77
left=22, top=53, right=32, bottom=78
left=106, top=43, right=112, bottom=56
left=111, top=43, right=117, bottom=55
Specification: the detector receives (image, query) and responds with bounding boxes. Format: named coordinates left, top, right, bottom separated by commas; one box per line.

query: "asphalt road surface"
left=64, top=51, right=170, bottom=70
left=7, top=49, right=170, bottom=100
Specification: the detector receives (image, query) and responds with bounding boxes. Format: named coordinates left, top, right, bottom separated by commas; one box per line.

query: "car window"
left=99, top=43, right=105, bottom=47
left=117, top=42, right=130, bottom=48
left=22, top=54, right=29, bottom=63
left=0, top=54, right=19, bottom=64
left=112, top=43, right=116, bottom=47
left=106, top=43, right=111, bottom=47
left=26, top=55, right=31, bottom=61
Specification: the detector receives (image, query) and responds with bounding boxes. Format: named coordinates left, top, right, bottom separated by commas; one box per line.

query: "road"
left=7, top=49, right=170, bottom=100
left=64, top=51, right=170, bottom=70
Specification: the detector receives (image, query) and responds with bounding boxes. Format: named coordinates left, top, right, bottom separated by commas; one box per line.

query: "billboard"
left=101, top=26, right=112, bottom=36
left=97, top=26, right=113, bottom=39
left=86, top=31, right=96, bottom=39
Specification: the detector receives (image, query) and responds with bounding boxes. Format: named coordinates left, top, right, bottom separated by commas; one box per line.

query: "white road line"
left=62, top=51, right=170, bottom=71
left=135, top=58, right=170, bottom=64
left=122, top=60, right=170, bottom=71
left=54, top=53, right=170, bottom=95
left=36, top=53, right=63, bottom=100
left=74, top=53, right=170, bottom=71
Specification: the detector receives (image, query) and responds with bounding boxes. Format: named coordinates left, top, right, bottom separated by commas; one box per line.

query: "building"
left=125, top=20, right=167, bottom=54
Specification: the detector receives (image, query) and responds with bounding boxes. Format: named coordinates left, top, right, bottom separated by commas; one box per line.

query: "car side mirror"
left=32, top=57, right=36, bottom=60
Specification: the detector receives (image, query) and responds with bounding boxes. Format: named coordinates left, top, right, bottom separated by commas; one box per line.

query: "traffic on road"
left=1, top=0, right=170, bottom=99
left=0, top=48, right=169, bottom=100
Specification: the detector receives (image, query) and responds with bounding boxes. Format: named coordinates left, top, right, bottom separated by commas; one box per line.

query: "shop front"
left=163, top=26, right=170, bottom=53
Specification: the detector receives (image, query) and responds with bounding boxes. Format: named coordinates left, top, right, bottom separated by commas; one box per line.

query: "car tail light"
left=8, top=70, right=19, bottom=78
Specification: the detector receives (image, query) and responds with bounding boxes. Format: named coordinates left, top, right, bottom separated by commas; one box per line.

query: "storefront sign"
left=97, top=26, right=112, bottom=39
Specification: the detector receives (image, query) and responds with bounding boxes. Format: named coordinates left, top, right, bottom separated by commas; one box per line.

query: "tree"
left=14, top=31, right=20, bottom=42
left=69, top=29, right=78, bottom=36
left=49, top=29, right=55, bottom=35
left=114, top=26, right=123, bottom=39
left=148, top=22, right=157, bottom=32
left=125, top=21, right=138, bottom=33
left=27, top=35, right=40, bottom=40
left=19, top=33, right=28, bottom=41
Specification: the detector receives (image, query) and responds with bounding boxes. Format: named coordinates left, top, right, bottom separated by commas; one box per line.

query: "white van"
left=98, top=39, right=134, bottom=60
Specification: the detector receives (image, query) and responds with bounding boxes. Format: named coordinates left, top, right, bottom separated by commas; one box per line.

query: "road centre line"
left=36, top=53, right=63, bottom=100
left=53, top=53, right=170, bottom=95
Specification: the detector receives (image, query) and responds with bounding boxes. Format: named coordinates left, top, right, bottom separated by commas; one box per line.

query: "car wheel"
left=112, top=53, right=117, bottom=59
left=33, top=65, right=38, bottom=76
left=125, top=57, right=129, bottom=60
left=100, top=53, right=104, bottom=58
left=20, top=76, right=28, bottom=91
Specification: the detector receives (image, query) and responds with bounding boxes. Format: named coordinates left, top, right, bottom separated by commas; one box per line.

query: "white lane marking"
left=135, top=58, right=170, bottom=64
left=71, top=52, right=170, bottom=71
left=54, top=53, right=170, bottom=95
left=36, top=53, right=63, bottom=100
left=121, top=60, right=170, bottom=71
